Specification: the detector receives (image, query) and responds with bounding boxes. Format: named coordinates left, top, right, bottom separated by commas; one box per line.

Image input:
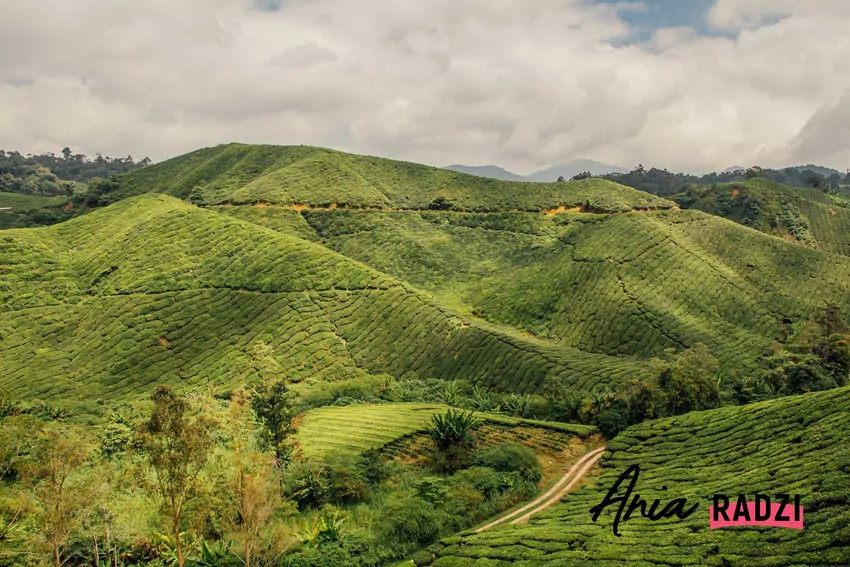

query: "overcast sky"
left=2, top=0, right=849, bottom=175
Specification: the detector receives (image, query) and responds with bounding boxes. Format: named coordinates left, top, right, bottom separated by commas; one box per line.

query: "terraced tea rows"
left=294, top=403, right=597, bottom=459
left=0, top=195, right=658, bottom=409
left=112, top=143, right=675, bottom=212
left=294, top=403, right=447, bottom=458
left=679, top=178, right=850, bottom=256
left=231, top=206, right=850, bottom=373
left=429, top=386, right=850, bottom=566
left=382, top=421, right=596, bottom=464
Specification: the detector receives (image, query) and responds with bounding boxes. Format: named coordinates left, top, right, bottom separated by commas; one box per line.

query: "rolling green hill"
left=0, top=194, right=659, bottom=411
left=428, top=385, right=850, bottom=566
left=675, top=178, right=850, bottom=256
left=220, top=204, right=850, bottom=376
left=110, top=143, right=674, bottom=212
left=7, top=145, right=850, bottom=411
left=4, top=143, right=850, bottom=567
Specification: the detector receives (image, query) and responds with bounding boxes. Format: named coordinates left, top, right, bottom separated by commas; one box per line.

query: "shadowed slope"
left=676, top=178, right=850, bottom=256
left=224, top=206, right=850, bottom=374
left=0, top=195, right=655, bottom=409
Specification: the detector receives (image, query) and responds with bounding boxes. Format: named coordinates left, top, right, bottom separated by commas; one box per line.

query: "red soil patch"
left=542, top=205, right=583, bottom=215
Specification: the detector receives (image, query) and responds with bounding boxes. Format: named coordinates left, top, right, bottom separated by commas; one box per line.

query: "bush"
left=427, top=409, right=478, bottom=473
left=324, top=458, right=369, bottom=505
left=358, top=448, right=390, bottom=485
left=596, top=409, right=629, bottom=438
left=450, top=467, right=505, bottom=499
left=521, top=395, right=551, bottom=420
left=284, top=460, right=330, bottom=509
left=412, top=549, right=434, bottom=566
left=415, top=476, right=451, bottom=505
left=473, top=442, right=542, bottom=483
left=378, top=497, right=444, bottom=547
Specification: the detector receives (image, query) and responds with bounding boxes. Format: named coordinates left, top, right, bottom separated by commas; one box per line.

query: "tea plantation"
left=294, top=403, right=597, bottom=459
left=110, top=143, right=674, bottom=212
left=0, top=194, right=658, bottom=410
left=229, top=205, right=850, bottom=374
left=428, top=385, right=850, bottom=566
left=676, top=178, right=850, bottom=256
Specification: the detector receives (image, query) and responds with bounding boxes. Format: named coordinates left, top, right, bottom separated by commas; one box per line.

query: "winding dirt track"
left=474, top=446, right=607, bottom=533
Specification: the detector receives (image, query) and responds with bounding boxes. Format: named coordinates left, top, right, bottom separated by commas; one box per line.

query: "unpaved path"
left=474, top=446, right=607, bottom=532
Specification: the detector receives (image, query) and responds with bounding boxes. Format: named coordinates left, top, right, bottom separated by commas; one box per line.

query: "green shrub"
left=427, top=409, right=478, bottom=473
left=285, top=460, right=330, bottom=509
left=415, top=476, right=451, bottom=505
left=450, top=467, right=505, bottom=499
left=378, top=497, right=444, bottom=547
left=521, top=395, right=551, bottom=420
left=596, top=408, right=629, bottom=438
left=473, top=442, right=542, bottom=483
left=324, top=458, right=369, bottom=505
left=358, top=448, right=390, bottom=485
left=411, top=549, right=435, bottom=566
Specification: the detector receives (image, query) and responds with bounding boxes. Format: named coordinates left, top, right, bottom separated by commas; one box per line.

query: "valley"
left=1, top=144, right=848, bottom=567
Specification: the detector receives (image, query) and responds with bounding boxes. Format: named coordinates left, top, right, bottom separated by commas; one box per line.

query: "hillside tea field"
left=428, top=386, right=850, bottom=566
left=0, top=194, right=662, bottom=409
left=677, top=178, right=850, bottom=256
left=294, top=403, right=597, bottom=459
left=112, top=143, right=675, bottom=212
left=2, top=144, right=850, bottom=567
left=229, top=204, right=850, bottom=375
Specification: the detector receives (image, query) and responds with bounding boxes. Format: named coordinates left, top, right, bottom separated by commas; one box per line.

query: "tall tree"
left=27, top=429, right=90, bottom=567
left=226, top=395, right=290, bottom=567
left=250, top=381, right=295, bottom=467
left=136, top=386, right=216, bottom=567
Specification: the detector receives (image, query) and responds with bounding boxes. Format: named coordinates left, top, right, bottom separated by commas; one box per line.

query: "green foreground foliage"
left=0, top=387, right=584, bottom=567
left=428, top=385, right=850, bottom=566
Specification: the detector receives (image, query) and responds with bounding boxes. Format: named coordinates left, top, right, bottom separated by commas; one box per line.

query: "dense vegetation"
left=0, top=194, right=660, bottom=413
left=0, top=148, right=151, bottom=228
left=278, top=206, right=850, bottom=378
left=0, top=149, right=150, bottom=195
left=0, top=385, right=596, bottom=567
left=3, top=143, right=850, bottom=566
left=427, top=385, right=850, bottom=566
left=675, top=178, right=850, bottom=256
left=598, top=163, right=850, bottom=198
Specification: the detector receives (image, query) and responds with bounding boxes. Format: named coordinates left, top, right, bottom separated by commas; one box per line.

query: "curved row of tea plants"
left=110, top=143, right=675, bottom=212
left=0, top=195, right=656, bottom=412
left=294, top=403, right=597, bottom=460
left=428, top=385, right=850, bottom=566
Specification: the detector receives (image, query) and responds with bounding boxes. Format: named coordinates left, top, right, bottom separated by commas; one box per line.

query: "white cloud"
left=1, top=0, right=850, bottom=173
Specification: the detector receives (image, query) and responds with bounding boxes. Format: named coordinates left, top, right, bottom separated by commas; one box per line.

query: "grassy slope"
left=112, top=143, right=674, bottom=212
left=221, top=206, right=850, bottom=374
left=676, top=178, right=850, bottom=256
left=294, top=403, right=597, bottom=459
left=0, top=192, right=71, bottom=229
left=0, top=195, right=657, bottom=411
left=430, top=386, right=850, bottom=566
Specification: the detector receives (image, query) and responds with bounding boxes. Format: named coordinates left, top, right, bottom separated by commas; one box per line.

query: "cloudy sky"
left=2, top=0, right=849, bottom=174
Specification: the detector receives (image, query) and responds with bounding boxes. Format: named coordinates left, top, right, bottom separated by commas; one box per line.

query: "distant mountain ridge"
left=443, top=164, right=526, bottom=181
left=445, top=159, right=627, bottom=182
